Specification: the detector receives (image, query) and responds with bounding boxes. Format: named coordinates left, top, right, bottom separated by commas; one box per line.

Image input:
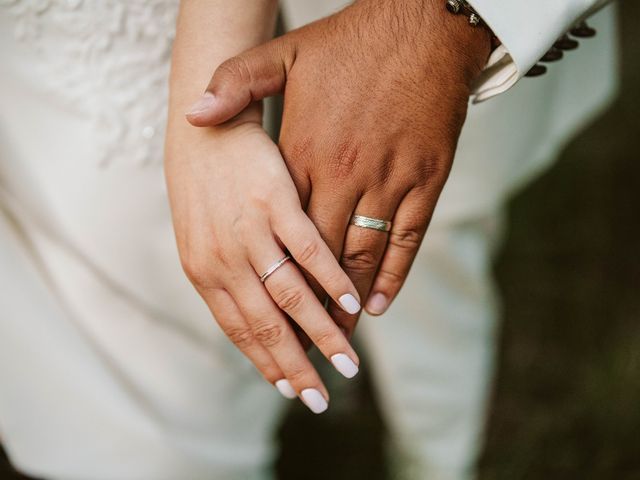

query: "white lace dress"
left=0, top=2, right=283, bottom=478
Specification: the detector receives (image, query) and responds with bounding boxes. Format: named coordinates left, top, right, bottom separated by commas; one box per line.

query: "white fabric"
left=360, top=213, right=505, bottom=480
left=0, top=2, right=282, bottom=478
left=469, top=0, right=614, bottom=101
left=0, top=1, right=619, bottom=479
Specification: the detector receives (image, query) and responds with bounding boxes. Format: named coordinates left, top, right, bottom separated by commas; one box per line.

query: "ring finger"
left=247, top=237, right=361, bottom=380
left=327, top=190, right=402, bottom=333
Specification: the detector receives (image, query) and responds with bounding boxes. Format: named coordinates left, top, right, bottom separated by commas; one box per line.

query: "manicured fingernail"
left=186, top=92, right=216, bottom=116
left=275, top=379, right=297, bottom=399
left=300, top=388, right=328, bottom=414
left=331, top=353, right=359, bottom=379
left=366, top=292, right=388, bottom=315
left=339, top=293, right=361, bottom=314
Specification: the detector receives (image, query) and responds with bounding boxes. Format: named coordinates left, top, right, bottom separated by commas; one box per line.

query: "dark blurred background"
left=277, top=1, right=640, bottom=479
left=2, top=2, right=638, bottom=480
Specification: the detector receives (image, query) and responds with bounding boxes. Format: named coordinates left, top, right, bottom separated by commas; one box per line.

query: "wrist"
left=428, top=0, right=493, bottom=83
left=353, top=0, right=492, bottom=87
left=166, top=102, right=264, bottom=162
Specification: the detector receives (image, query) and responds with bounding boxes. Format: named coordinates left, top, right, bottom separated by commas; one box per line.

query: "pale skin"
left=188, top=0, right=492, bottom=335
left=169, top=0, right=491, bottom=413
left=166, top=0, right=362, bottom=413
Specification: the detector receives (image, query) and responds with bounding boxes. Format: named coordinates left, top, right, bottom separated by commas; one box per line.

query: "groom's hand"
left=187, top=0, right=491, bottom=335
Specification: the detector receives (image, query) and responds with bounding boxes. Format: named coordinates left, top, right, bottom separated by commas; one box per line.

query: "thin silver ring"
left=259, top=255, right=291, bottom=283
left=350, top=214, right=392, bottom=232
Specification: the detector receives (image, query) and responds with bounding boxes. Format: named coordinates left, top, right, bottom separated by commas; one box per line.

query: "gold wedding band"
left=259, top=255, right=291, bottom=283
left=349, top=215, right=392, bottom=232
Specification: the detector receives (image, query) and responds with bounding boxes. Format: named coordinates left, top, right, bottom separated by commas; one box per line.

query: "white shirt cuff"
left=467, top=0, right=610, bottom=103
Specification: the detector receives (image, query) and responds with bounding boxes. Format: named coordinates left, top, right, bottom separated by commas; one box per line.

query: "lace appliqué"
left=1, top=0, right=178, bottom=166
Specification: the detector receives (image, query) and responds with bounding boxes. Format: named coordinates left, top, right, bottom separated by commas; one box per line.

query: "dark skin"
left=187, top=0, right=492, bottom=340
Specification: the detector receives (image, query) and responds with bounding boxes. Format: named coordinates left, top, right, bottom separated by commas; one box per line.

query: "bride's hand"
left=164, top=103, right=361, bottom=413
left=186, top=0, right=492, bottom=337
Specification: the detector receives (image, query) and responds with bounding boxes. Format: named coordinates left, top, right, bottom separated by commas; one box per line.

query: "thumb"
left=186, top=39, right=292, bottom=127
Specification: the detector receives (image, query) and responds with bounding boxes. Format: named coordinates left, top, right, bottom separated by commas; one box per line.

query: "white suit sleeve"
left=469, top=0, right=612, bottom=102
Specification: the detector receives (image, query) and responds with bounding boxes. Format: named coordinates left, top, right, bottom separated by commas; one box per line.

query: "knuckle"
left=273, top=286, right=306, bottom=313
left=324, top=268, right=348, bottom=291
left=328, top=140, right=361, bottom=179
left=377, top=267, right=405, bottom=285
left=295, top=238, right=321, bottom=266
left=216, top=55, right=252, bottom=84
left=415, top=152, right=451, bottom=185
left=286, top=364, right=310, bottom=384
left=312, top=329, right=339, bottom=349
left=261, top=367, right=284, bottom=385
left=226, top=327, right=255, bottom=349
left=341, top=249, right=379, bottom=275
left=181, top=257, right=215, bottom=289
left=432, top=159, right=452, bottom=184
left=389, top=227, right=423, bottom=250
left=248, top=190, right=275, bottom=213
left=179, top=244, right=229, bottom=289
left=281, top=135, right=314, bottom=165
left=210, top=244, right=232, bottom=268
left=253, top=322, right=284, bottom=348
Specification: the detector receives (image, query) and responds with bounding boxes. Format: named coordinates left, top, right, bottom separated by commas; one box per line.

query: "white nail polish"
left=339, top=293, right=361, bottom=314
left=275, top=379, right=297, bottom=399
left=300, top=388, right=328, bottom=414
left=331, top=353, right=359, bottom=379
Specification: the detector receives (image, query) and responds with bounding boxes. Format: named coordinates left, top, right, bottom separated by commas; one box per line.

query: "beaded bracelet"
left=445, top=0, right=483, bottom=26
left=445, top=0, right=501, bottom=51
